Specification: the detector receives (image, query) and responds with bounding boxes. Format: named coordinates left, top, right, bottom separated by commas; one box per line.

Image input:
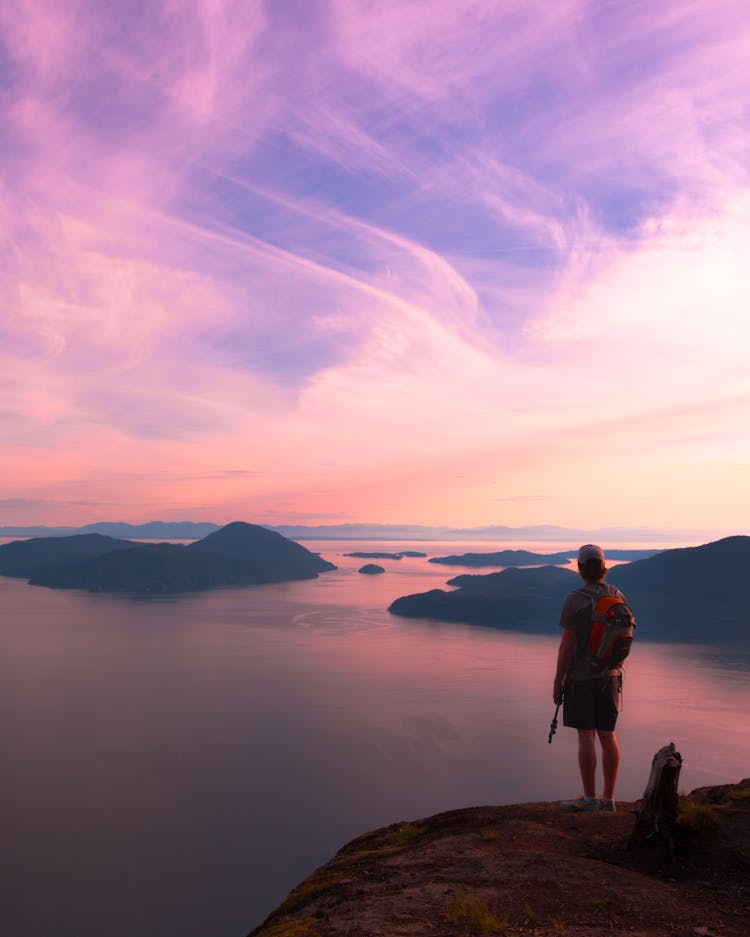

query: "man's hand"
left=553, top=679, right=564, bottom=706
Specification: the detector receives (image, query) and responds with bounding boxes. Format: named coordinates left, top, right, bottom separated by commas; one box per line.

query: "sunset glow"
left=2, top=1, right=749, bottom=532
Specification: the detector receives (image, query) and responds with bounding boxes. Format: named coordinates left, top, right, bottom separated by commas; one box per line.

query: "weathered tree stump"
left=629, top=742, right=683, bottom=851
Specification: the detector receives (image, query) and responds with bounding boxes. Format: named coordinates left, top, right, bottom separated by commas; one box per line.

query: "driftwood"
left=629, top=742, right=683, bottom=851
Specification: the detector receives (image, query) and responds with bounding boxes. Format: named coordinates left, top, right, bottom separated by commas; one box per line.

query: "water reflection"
left=0, top=544, right=748, bottom=937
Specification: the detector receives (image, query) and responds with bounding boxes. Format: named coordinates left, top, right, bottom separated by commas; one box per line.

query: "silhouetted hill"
left=429, top=548, right=660, bottom=567
left=358, top=564, right=385, bottom=575
left=345, top=550, right=428, bottom=558
left=607, top=535, right=750, bottom=643
left=429, top=549, right=572, bottom=567
left=389, top=566, right=576, bottom=632
left=0, top=533, right=132, bottom=577
left=25, top=523, right=336, bottom=593
left=29, top=543, right=248, bottom=592
left=190, top=522, right=336, bottom=576
left=390, top=537, right=750, bottom=644
left=345, top=552, right=403, bottom=560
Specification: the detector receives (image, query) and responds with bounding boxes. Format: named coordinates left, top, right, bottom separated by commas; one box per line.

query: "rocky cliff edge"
left=249, top=779, right=750, bottom=937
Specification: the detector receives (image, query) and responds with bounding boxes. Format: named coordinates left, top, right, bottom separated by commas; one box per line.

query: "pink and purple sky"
left=2, top=1, right=749, bottom=535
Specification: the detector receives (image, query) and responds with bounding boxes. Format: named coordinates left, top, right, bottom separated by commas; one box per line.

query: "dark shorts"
left=563, top=674, right=621, bottom=732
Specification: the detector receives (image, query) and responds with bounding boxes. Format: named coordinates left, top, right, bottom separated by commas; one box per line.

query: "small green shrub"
left=445, top=894, right=507, bottom=933
left=384, top=822, right=427, bottom=846
left=276, top=873, right=343, bottom=915
left=678, top=802, right=721, bottom=830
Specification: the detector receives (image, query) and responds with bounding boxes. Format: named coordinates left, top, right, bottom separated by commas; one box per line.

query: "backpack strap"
left=569, top=587, right=598, bottom=667
left=570, top=585, right=612, bottom=675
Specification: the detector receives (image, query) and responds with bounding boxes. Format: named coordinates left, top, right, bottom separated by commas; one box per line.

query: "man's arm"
left=553, top=629, right=575, bottom=704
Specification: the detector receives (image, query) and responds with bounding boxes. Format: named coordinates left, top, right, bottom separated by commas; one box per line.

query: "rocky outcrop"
left=248, top=778, right=750, bottom=937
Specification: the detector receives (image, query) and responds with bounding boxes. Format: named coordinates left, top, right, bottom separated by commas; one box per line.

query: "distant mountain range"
left=0, top=521, right=221, bottom=540
left=0, top=533, right=134, bottom=577
left=0, top=522, right=336, bottom=593
left=271, top=523, right=710, bottom=542
left=0, top=521, right=715, bottom=542
left=389, top=536, right=750, bottom=645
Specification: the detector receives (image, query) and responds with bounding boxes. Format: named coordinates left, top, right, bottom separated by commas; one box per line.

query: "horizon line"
left=0, top=519, right=736, bottom=545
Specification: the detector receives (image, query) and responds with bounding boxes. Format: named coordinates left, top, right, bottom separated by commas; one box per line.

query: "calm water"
left=1, top=540, right=748, bottom=937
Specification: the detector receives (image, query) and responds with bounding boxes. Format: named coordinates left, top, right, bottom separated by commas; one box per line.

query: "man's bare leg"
left=577, top=729, right=597, bottom=798
left=597, top=729, right=620, bottom=800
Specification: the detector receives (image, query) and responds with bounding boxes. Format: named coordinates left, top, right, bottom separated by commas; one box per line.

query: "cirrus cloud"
left=1, top=0, right=749, bottom=531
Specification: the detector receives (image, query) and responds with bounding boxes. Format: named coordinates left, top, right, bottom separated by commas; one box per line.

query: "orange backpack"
left=585, top=592, right=636, bottom=670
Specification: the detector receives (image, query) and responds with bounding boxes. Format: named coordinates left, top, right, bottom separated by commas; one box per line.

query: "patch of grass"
left=522, top=900, right=538, bottom=922
left=445, top=894, right=507, bottom=933
left=384, top=822, right=428, bottom=847
left=591, top=896, right=612, bottom=910
left=262, top=921, right=322, bottom=937
left=589, top=833, right=609, bottom=846
left=342, top=815, right=437, bottom=852
left=276, top=872, right=344, bottom=916
left=338, top=844, right=401, bottom=862
left=728, top=786, right=750, bottom=801
left=480, top=828, right=501, bottom=842
left=678, top=802, right=721, bottom=831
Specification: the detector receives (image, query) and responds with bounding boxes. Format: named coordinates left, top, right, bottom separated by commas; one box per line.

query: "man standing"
left=553, top=544, right=630, bottom=812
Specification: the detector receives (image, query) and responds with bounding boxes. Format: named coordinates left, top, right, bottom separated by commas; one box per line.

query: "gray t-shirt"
left=559, top=580, right=628, bottom=679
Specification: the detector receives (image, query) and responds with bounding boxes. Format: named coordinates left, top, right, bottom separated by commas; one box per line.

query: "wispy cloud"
left=1, top=0, right=749, bottom=530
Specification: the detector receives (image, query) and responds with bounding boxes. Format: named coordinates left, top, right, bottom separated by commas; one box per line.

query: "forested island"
left=390, top=536, right=750, bottom=645
left=345, top=550, right=428, bottom=559
left=4, top=525, right=749, bottom=644
left=428, top=548, right=660, bottom=567
left=0, top=522, right=336, bottom=593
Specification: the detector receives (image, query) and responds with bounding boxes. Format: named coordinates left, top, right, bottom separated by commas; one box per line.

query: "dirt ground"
left=249, top=779, right=750, bottom=937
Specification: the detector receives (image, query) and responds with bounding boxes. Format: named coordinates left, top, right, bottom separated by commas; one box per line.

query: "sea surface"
left=1, top=539, right=748, bottom=937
